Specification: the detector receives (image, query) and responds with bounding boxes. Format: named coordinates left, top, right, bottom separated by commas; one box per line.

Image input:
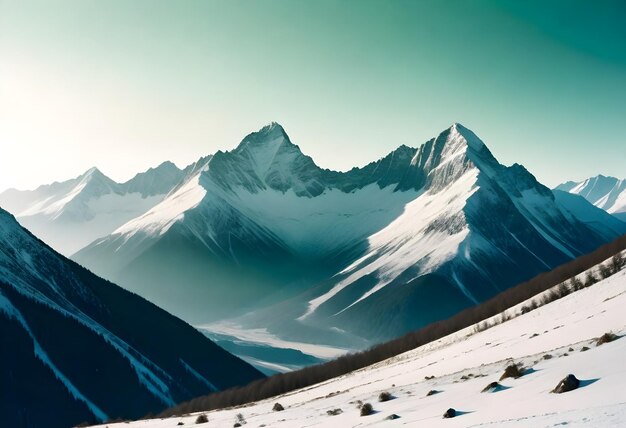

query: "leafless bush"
left=584, top=271, right=598, bottom=287
left=195, top=414, right=208, bottom=424
left=378, top=391, right=393, bottom=402
left=557, top=282, right=570, bottom=298
left=599, top=262, right=613, bottom=279
left=500, top=364, right=523, bottom=380
left=596, top=332, right=618, bottom=345
left=360, top=403, right=374, bottom=416
left=610, top=253, right=626, bottom=273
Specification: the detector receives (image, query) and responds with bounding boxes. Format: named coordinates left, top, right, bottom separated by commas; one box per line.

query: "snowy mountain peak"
left=237, top=122, right=291, bottom=149
left=235, top=122, right=293, bottom=156
left=449, top=122, right=486, bottom=151
left=555, top=175, right=626, bottom=219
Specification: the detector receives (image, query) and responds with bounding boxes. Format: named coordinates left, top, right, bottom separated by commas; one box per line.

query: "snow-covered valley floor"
left=94, top=269, right=626, bottom=428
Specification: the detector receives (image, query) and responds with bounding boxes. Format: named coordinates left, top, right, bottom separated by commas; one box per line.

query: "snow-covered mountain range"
left=555, top=175, right=626, bottom=222
left=68, top=123, right=626, bottom=345
left=0, top=208, right=262, bottom=428
left=0, top=161, right=185, bottom=255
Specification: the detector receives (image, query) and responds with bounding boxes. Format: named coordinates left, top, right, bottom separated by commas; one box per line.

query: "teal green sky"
left=1, top=0, right=625, bottom=191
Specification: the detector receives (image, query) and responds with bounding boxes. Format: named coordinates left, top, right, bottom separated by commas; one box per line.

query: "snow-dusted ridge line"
left=179, top=359, right=218, bottom=393
left=556, top=175, right=626, bottom=216
left=0, top=161, right=186, bottom=255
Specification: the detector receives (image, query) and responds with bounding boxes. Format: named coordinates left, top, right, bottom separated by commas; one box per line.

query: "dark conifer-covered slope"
left=0, top=208, right=263, bottom=428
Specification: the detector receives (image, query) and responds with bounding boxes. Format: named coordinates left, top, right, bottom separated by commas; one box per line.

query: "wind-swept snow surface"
left=95, top=262, right=626, bottom=428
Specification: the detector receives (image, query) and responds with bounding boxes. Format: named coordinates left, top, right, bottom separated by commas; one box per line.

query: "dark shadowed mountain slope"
left=0, top=208, right=262, bottom=428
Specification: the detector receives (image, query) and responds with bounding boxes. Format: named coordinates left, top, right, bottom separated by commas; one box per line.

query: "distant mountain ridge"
left=0, top=207, right=262, bottom=428
left=0, top=162, right=186, bottom=255
left=555, top=175, right=626, bottom=222
left=71, top=123, right=626, bottom=345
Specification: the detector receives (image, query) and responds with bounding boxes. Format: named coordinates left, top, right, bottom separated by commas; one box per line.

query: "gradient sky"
left=1, top=0, right=625, bottom=192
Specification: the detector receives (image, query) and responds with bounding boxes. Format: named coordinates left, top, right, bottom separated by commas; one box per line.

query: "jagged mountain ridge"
left=0, top=208, right=262, bottom=428
left=0, top=162, right=186, bottom=255
left=73, top=123, right=626, bottom=344
left=556, top=175, right=626, bottom=222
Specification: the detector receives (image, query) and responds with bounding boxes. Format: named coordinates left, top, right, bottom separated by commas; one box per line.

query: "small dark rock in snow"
left=234, top=424, right=242, bottom=427
left=426, top=389, right=439, bottom=396
left=543, top=354, right=553, bottom=360
left=385, top=414, right=401, bottom=420
left=568, top=347, right=574, bottom=352
left=581, top=346, right=590, bottom=352
left=552, top=374, right=580, bottom=393
left=443, top=408, right=456, bottom=418
left=177, top=423, right=184, bottom=426
left=272, top=402, right=285, bottom=412
left=326, top=408, right=343, bottom=416
left=481, top=381, right=500, bottom=393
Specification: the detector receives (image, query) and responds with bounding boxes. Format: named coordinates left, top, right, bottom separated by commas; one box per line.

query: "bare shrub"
left=360, top=403, right=374, bottom=416
left=599, top=262, right=613, bottom=279
left=234, top=412, right=246, bottom=425
left=596, top=332, right=618, bottom=345
left=557, top=282, right=570, bottom=298
left=500, top=364, right=522, bottom=380
left=195, top=414, right=208, bottom=424
left=378, top=391, right=393, bottom=402
left=584, top=271, right=598, bottom=287
left=611, top=253, right=626, bottom=273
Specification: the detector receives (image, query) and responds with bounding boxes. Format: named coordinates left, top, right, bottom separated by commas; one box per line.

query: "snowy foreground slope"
left=96, top=263, right=626, bottom=427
